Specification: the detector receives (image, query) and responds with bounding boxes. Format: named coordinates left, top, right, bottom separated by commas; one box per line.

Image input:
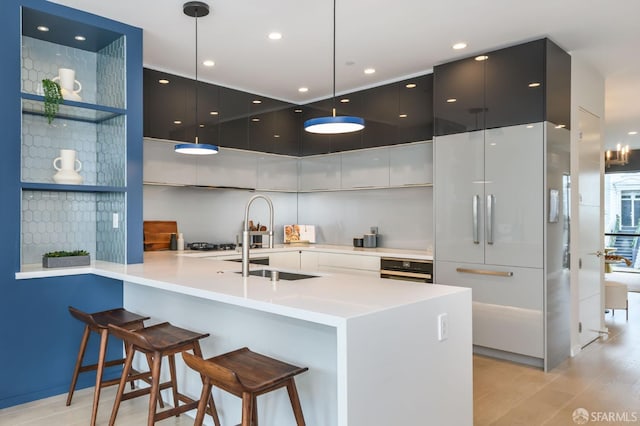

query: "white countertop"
left=177, top=243, right=433, bottom=260
left=15, top=246, right=455, bottom=327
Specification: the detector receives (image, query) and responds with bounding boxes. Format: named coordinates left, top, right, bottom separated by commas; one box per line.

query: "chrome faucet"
left=242, top=194, right=274, bottom=277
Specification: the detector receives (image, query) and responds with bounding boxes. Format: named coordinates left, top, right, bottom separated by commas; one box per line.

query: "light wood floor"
left=2, top=293, right=639, bottom=426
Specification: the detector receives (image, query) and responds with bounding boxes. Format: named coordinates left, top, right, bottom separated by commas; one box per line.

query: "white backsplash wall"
left=297, top=187, right=433, bottom=250
left=144, top=185, right=433, bottom=250
left=143, top=186, right=298, bottom=245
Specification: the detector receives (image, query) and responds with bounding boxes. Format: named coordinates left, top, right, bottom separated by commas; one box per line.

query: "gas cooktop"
left=188, top=242, right=237, bottom=251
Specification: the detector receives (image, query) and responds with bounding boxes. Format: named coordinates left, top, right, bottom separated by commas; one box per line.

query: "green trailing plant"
left=42, top=78, right=63, bottom=124
left=43, top=250, right=89, bottom=258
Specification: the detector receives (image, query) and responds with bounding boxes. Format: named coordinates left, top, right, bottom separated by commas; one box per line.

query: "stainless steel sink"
left=237, top=269, right=319, bottom=281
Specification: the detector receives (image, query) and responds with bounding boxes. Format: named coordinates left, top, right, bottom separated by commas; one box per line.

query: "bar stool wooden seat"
left=107, top=322, right=218, bottom=426
left=183, top=347, right=308, bottom=426
left=66, top=306, right=149, bottom=426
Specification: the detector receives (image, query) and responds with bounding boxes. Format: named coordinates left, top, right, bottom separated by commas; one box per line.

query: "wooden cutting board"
left=143, top=221, right=177, bottom=251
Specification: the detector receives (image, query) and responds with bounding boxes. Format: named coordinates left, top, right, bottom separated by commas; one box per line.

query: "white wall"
left=570, top=55, right=605, bottom=355
left=143, top=185, right=433, bottom=250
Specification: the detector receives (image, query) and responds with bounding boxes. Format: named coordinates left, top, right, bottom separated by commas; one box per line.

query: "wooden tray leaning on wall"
left=143, top=221, right=177, bottom=251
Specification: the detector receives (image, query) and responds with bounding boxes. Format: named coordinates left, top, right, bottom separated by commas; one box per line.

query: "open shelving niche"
left=20, top=6, right=128, bottom=266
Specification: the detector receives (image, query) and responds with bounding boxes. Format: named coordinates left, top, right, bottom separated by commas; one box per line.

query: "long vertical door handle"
left=472, top=195, right=480, bottom=244
left=487, top=194, right=495, bottom=245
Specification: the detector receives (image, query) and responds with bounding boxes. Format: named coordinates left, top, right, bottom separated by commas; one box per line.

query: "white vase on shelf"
left=51, top=68, right=82, bottom=102
left=52, top=149, right=83, bottom=184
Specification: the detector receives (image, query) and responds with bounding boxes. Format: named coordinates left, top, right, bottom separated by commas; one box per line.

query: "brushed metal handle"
left=380, top=270, right=432, bottom=280
left=486, top=194, right=495, bottom=245
left=473, top=195, right=480, bottom=244
left=456, top=267, right=513, bottom=277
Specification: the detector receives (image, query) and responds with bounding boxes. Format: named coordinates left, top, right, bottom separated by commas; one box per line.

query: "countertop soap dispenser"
left=169, top=233, right=177, bottom=250
left=177, top=233, right=185, bottom=251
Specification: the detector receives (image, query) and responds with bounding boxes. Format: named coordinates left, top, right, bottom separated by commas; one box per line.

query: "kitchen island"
left=17, top=250, right=472, bottom=425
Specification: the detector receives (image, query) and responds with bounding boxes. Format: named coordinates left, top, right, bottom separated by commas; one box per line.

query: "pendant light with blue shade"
left=304, top=0, right=365, bottom=134
left=175, top=1, right=219, bottom=155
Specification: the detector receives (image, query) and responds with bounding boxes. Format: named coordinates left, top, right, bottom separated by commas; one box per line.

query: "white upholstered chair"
left=605, top=280, right=629, bottom=320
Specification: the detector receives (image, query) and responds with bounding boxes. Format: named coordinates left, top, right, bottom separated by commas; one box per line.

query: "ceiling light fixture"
left=364, top=68, right=376, bottom=75
left=268, top=32, right=282, bottom=40
left=606, top=143, right=630, bottom=168
left=304, top=0, right=364, bottom=134
left=175, top=1, right=219, bottom=155
left=298, top=87, right=309, bottom=93
left=629, top=131, right=638, bottom=135
left=452, top=42, right=467, bottom=50
left=202, top=59, right=215, bottom=67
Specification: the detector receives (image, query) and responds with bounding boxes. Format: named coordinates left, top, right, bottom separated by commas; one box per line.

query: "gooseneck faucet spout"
left=242, top=195, right=274, bottom=277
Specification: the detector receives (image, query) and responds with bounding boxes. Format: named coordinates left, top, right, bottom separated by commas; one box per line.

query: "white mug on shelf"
left=52, top=68, right=82, bottom=101
left=53, top=149, right=83, bottom=184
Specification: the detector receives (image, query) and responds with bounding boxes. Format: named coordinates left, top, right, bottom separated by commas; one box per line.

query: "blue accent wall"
left=0, top=0, right=143, bottom=408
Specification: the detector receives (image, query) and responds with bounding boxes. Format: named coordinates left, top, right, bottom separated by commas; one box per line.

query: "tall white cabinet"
left=433, top=38, right=572, bottom=371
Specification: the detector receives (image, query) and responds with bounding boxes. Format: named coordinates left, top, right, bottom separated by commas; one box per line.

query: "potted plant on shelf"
left=42, top=78, right=63, bottom=124
left=42, top=250, right=90, bottom=268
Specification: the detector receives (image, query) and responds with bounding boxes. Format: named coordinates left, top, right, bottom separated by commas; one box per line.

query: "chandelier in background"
left=606, top=143, right=630, bottom=167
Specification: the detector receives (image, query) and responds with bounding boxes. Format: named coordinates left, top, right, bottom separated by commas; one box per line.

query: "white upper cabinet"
left=340, top=147, right=390, bottom=189
left=196, top=148, right=257, bottom=189
left=389, top=141, right=433, bottom=186
left=256, top=155, right=298, bottom=191
left=298, top=154, right=341, bottom=191
left=143, top=139, right=197, bottom=185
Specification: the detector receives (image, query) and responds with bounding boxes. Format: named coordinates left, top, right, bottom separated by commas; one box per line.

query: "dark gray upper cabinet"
left=144, top=68, right=433, bottom=156
left=434, top=38, right=570, bottom=137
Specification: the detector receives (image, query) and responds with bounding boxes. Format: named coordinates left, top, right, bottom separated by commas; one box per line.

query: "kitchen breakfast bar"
left=17, top=250, right=472, bottom=425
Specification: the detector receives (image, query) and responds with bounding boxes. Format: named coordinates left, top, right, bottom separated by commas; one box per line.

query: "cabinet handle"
left=456, top=267, right=513, bottom=277
left=486, top=194, right=495, bottom=245
left=472, top=195, right=480, bottom=244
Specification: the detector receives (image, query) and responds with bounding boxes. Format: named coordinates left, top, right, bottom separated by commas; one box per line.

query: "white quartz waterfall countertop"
left=15, top=247, right=457, bottom=327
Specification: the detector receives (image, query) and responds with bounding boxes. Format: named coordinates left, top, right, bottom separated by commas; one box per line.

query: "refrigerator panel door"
left=434, top=131, right=485, bottom=263
left=484, top=123, right=544, bottom=267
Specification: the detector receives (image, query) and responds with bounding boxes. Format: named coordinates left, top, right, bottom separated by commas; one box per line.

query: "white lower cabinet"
left=316, top=252, right=380, bottom=277
left=281, top=250, right=380, bottom=277
left=435, top=260, right=544, bottom=359
left=268, top=251, right=300, bottom=270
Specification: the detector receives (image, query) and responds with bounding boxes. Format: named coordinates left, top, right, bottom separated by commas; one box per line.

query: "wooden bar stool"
left=107, top=322, right=219, bottom=426
left=183, top=347, right=308, bottom=426
left=66, top=306, right=150, bottom=426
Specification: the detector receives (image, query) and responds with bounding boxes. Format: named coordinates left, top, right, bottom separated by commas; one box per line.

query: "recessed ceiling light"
left=298, top=87, right=309, bottom=93
left=475, top=55, right=489, bottom=61
left=202, top=60, right=215, bottom=67
left=251, top=118, right=260, bottom=122
left=446, top=98, right=457, bottom=103
left=528, top=82, right=541, bottom=88
left=452, top=42, right=467, bottom=50
left=526, top=125, right=534, bottom=128
left=209, top=111, right=218, bottom=115
left=364, top=68, right=376, bottom=75
left=629, top=131, right=638, bottom=135
left=37, top=25, right=49, bottom=32
left=252, top=100, right=262, bottom=104
left=268, top=32, right=282, bottom=40
left=173, top=120, right=182, bottom=124
left=340, top=98, right=350, bottom=103
left=158, top=79, right=170, bottom=84
left=399, top=114, right=408, bottom=118
left=405, top=83, right=417, bottom=89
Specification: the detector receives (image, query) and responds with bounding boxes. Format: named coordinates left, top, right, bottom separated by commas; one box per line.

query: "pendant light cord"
left=194, top=7, right=200, bottom=143
left=332, top=0, right=336, bottom=117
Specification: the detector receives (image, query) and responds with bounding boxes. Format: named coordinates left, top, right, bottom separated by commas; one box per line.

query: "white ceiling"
left=50, top=0, right=640, bottom=149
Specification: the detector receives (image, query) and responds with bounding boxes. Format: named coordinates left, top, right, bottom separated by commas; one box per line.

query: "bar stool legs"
left=66, top=306, right=149, bottom=426
left=183, top=348, right=308, bottom=426
left=107, top=322, right=219, bottom=426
